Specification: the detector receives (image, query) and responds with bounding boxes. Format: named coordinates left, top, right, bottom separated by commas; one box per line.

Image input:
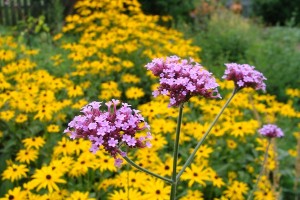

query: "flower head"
left=222, top=63, right=266, bottom=91
left=64, top=100, right=151, bottom=166
left=258, top=124, right=284, bottom=138
left=145, top=55, right=221, bottom=107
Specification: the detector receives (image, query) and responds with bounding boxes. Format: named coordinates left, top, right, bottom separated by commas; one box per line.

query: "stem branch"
left=170, top=104, right=184, bottom=200
left=123, top=156, right=173, bottom=184
left=247, top=138, right=272, bottom=200
left=177, top=88, right=237, bottom=181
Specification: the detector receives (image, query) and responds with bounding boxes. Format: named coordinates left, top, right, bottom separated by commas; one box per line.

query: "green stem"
left=170, top=104, right=184, bottom=200
left=247, top=138, right=272, bottom=200
left=123, top=156, right=173, bottom=184
left=176, top=88, right=237, bottom=181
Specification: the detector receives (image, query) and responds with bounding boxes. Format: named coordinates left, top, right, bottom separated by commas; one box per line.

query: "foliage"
left=14, top=15, right=50, bottom=45
left=192, top=9, right=300, bottom=101
left=138, top=0, right=195, bottom=24
left=252, top=0, right=300, bottom=26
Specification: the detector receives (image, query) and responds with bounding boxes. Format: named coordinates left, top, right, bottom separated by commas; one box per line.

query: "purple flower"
left=108, top=138, right=118, bottom=147
left=145, top=55, right=221, bottom=107
left=114, top=158, right=123, bottom=167
left=222, top=63, right=267, bottom=92
left=258, top=124, right=284, bottom=138
left=64, top=100, right=151, bottom=167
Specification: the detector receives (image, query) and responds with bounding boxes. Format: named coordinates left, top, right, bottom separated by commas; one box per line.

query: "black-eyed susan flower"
left=28, top=166, right=66, bottom=193
left=0, top=110, right=15, bottom=121
left=22, top=136, right=45, bottom=149
left=227, top=139, right=237, bottom=149
left=108, top=188, right=143, bottom=200
left=2, top=164, right=29, bottom=182
left=223, top=181, right=249, bottom=200
left=15, top=114, right=28, bottom=123
left=121, top=74, right=140, bottom=83
left=47, top=124, right=60, bottom=133
left=181, top=164, right=212, bottom=187
left=125, top=87, right=145, bottom=100
left=141, top=177, right=171, bottom=200
left=180, top=190, right=204, bottom=200
left=66, top=191, right=96, bottom=200
left=16, top=148, right=38, bottom=164
left=0, top=187, right=26, bottom=200
left=114, top=171, right=147, bottom=188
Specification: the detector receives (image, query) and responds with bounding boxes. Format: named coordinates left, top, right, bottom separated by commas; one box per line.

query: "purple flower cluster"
left=222, top=63, right=267, bottom=91
left=258, top=124, right=284, bottom=138
left=64, top=100, right=152, bottom=167
left=145, top=55, right=221, bottom=107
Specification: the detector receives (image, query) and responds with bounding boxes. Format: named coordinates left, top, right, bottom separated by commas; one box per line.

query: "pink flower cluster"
left=64, top=100, right=151, bottom=167
left=222, top=63, right=267, bottom=91
left=145, top=55, right=221, bottom=107
left=258, top=124, right=284, bottom=138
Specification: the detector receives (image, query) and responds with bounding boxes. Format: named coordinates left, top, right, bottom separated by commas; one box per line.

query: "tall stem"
left=123, top=156, right=173, bottom=184
left=176, top=88, right=237, bottom=181
left=247, top=138, right=272, bottom=200
left=170, top=104, right=184, bottom=200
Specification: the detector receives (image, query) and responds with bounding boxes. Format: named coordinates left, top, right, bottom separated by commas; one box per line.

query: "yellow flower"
left=34, top=106, right=53, bottom=121
left=194, top=144, right=213, bottom=159
left=67, top=85, right=84, bottom=97
left=72, top=99, right=89, bottom=109
left=288, top=149, right=297, bottom=157
left=125, top=87, right=145, bottom=99
left=141, top=177, right=171, bottom=200
left=121, top=74, right=140, bottom=83
left=108, top=188, right=143, bottom=200
left=114, top=171, right=148, bottom=189
left=53, top=137, right=74, bottom=157
left=223, top=181, right=249, bottom=200
left=28, top=166, right=66, bottom=193
left=16, top=148, right=38, bottom=164
left=2, top=164, right=29, bottom=182
left=254, top=189, right=276, bottom=200
left=47, top=124, right=60, bottom=133
left=53, top=33, right=63, bottom=41
left=181, top=190, right=204, bottom=200
left=181, top=164, right=212, bottom=187
left=0, top=110, right=15, bottom=121
left=0, top=187, right=27, bottom=200
left=15, top=114, right=28, bottom=123
left=22, top=136, right=45, bottom=149
left=154, top=155, right=173, bottom=177
left=227, top=139, right=237, bottom=149
left=66, top=191, right=96, bottom=200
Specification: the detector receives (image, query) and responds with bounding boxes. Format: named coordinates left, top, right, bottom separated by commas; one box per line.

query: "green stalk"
left=176, top=88, right=237, bottom=181
left=170, top=104, right=184, bottom=200
left=123, top=156, right=173, bottom=184
left=247, top=138, right=272, bottom=200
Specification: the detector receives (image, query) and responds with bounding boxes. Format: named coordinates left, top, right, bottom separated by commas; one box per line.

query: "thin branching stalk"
left=123, top=156, right=173, bottom=184
left=170, top=104, right=184, bottom=200
left=177, top=88, right=237, bottom=181
left=294, top=134, right=300, bottom=200
left=247, top=138, right=272, bottom=200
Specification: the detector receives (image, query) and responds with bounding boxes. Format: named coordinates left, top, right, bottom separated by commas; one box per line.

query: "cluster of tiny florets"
left=222, top=63, right=267, bottom=92
left=64, top=100, right=151, bottom=166
left=145, top=55, right=221, bottom=107
left=259, top=124, right=284, bottom=138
